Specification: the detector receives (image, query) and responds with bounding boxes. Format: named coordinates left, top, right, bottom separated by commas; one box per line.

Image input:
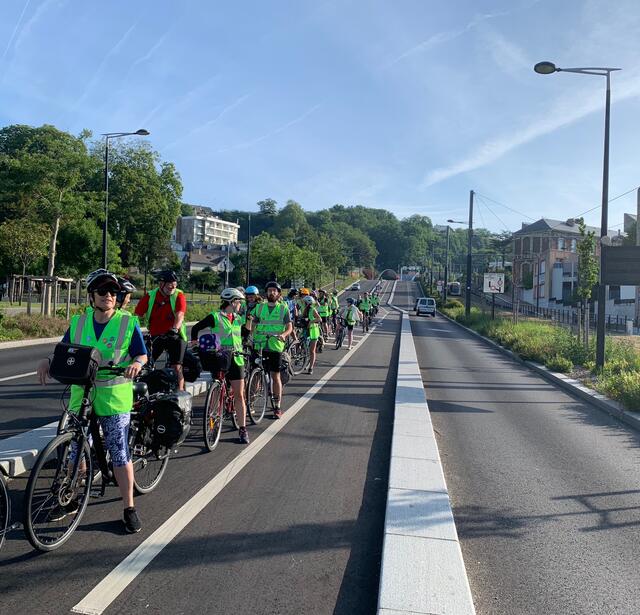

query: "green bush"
left=545, top=355, right=573, bottom=373
left=0, top=314, right=69, bottom=341
left=597, top=371, right=640, bottom=411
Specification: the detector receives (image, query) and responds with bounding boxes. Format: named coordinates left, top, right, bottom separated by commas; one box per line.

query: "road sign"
left=483, top=273, right=504, bottom=294
left=601, top=245, right=640, bottom=286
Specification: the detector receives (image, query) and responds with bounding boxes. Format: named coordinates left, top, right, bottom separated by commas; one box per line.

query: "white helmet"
left=86, top=269, right=119, bottom=292
left=303, top=296, right=315, bottom=305
left=220, top=287, right=244, bottom=301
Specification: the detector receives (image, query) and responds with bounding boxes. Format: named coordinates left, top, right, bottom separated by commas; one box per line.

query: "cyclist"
left=117, top=277, right=136, bottom=313
left=338, top=297, right=362, bottom=350
left=241, top=285, right=262, bottom=342
left=317, top=290, right=331, bottom=339
left=301, top=295, right=322, bottom=374
left=191, top=288, right=249, bottom=444
left=329, top=290, right=340, bottom=332
left=370, top=292, right=380, bottom=318
left=357, top=292, right=372, bottom=331
left=134, top=270, right=187, bottom=391
left=286, top=288, right=299, bottom=320
left=247, top=281, right=292, bottom=418
left=36, top=270, right=148, bottom=533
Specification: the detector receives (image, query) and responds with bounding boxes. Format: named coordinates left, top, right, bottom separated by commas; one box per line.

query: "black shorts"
left=227, top=361, right=245, bottom=382
left=346, top=323, right=354, bottom=331
left=152, top=335, right=187, bottom=365
left=321, top=317, right=328, bottom=324
left=262, top=351, right=282, bottom=373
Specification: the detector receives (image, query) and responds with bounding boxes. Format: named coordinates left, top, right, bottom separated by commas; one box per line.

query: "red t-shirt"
left=135, top=290, right=187, bottom=336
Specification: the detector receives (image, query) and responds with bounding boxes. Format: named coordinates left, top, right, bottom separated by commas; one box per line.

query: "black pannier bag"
left=280, top=350, right=293, bottom=385
left=150, top=391, right=192, bottom=448
left=199, top=349, right=232, bottom=374
left=182, top=347, right=202, bottom=382
left=139, top=367, right=178, bottom=394
left=49, top=343, right=101, bottom=386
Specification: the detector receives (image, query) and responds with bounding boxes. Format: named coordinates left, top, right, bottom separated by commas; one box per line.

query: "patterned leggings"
left=70, top=414, right=131, bottom=467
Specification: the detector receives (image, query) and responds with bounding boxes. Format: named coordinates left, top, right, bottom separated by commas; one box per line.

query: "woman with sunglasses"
left=36, top=269, right=148, bottom=534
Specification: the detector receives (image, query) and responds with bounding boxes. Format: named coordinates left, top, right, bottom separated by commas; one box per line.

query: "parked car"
left=415, top=297, right=436, bottom=317
left=350, top=283, right=361, bottom=291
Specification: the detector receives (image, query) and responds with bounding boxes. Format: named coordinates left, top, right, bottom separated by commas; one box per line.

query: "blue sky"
left=2, top=0, right=640, bottom=234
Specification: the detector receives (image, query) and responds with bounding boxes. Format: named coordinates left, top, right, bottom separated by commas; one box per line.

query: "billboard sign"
left=483, top=273, right=504, bottom=294
left=601, top=245, right=640, bottom=286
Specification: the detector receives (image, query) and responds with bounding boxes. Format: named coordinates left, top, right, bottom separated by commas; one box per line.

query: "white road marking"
left=72, top=310, right=392, bottom=615
left=0, top=371, right=36, bottom=383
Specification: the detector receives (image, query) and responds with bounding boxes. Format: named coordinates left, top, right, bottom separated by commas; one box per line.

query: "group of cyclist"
left=36, top=268, right=382, bottom=535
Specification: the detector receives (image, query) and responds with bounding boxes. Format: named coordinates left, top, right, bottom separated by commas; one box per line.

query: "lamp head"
left=135, top=129, right=150, bottom=136
left=534, top=61, right=558, bottom=75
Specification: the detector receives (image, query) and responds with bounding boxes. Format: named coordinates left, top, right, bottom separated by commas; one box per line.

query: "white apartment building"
left=174, top=205, right=240, bottom=249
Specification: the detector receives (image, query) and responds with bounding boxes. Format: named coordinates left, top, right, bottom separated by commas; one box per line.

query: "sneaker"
left=239, top=427, right=250, bottom=444
left=123, top=507, right=142, bottom=534
left=347, top=346, right=352, bottom=350
left=47, top=499, right=79, bottom=522
left=273, top=406, right=283, bottom=419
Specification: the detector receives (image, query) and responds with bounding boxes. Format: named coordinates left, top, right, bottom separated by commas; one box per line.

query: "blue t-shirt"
left=62, top=317, right=147, bottom=359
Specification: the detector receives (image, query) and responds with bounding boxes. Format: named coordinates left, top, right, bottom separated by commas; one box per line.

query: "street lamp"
left=101, top=129, right=150, bottom=268
left=447, top=219, right=467, bottom=305
left=534, top=61, right=620, bottom=368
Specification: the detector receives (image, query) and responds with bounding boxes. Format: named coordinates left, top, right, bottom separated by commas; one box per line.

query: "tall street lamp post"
left=101, top=129, right=150, bottom=269
left=534, top=61, right=620, bottom=368
left=448, top=218, right=469, bottom=309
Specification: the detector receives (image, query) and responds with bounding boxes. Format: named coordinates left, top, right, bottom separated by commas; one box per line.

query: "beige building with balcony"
left=174, top=205, right=239, bottom=249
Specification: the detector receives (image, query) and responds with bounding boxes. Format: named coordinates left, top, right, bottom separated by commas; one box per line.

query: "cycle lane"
left=0, top=300, right=396, bottom=613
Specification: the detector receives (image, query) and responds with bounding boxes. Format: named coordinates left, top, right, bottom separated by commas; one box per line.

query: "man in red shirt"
left=135, top=270, right=187, bottom=390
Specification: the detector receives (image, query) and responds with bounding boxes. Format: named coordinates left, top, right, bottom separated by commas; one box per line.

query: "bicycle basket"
left=200, top=349, right=232, bottom=374
left=49, top=343, right=101, bottom=386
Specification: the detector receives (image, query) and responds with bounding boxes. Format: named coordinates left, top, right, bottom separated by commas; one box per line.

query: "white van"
left=415, top=297, right=436, bottom=317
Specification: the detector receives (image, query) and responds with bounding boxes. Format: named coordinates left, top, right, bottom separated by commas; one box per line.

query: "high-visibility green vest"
left=360, top=299, right=371, bottom=312
left=69, top=309, right=137, bottom=417
left=342, top=305, right=358, bottom=325
left=317, top=300, right=330, bottom=318
left=145, top=288, right=187, bottom=340
left=371, top=296, right=379, bottom=306
left=209, top=310, right=244, bottom=367
left=329, top=295, right=339, bottom=311
left=304, top=308, right=321, bottom=340
left=252, top=302, right=288, bottom=352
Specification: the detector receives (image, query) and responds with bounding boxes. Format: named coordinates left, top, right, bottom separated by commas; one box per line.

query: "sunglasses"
left=95, top=288, right=118, bottom=297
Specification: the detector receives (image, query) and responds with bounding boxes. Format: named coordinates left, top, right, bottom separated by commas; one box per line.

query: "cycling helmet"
left=156, top=270, right=178, bottom=282
left=236, top=286, right=246, bottom=295
left=347, top=297, right=355, bottom=305
left=245, top=285, right=259, bottom=295
left=303, top=296, right=316, bottom=305
left=288, top=288, right=298, bottom=298
left=220, top=287, right=245, bottom=301
left=265, top=281, right=281, bottom=292
left=86, top=269, right=120, bottom=292
left=117, top=277, right=136, bottom=294
left=300, top=288, right=310, bottom=296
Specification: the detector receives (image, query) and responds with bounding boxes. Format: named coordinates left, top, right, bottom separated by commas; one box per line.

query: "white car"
left=415, top=297, right=436, bottom=317
left=350, top=283, right=361, bottom=291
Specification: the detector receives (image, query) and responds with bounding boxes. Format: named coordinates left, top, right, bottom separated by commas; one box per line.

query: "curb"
left=437, top=311, right=640, bottom=433
left=378, top=286, right=475, bottom=614
left=0, top=374, right=212, bottom=478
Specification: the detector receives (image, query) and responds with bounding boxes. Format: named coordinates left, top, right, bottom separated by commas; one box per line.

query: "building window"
left=558, top=238, right=565, bottom=251
left=570, top=239, right=577, bottom=252
left=609, top=285, right=621, bottom=301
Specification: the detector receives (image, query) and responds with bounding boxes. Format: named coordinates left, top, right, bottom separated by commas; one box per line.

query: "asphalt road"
left=393, top=280, right=640, bottom=615
left=1, top=279, right=397, bottom=615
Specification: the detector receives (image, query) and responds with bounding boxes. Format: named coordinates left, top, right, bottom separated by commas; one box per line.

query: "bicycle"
left=0, top=473, right=15, bottom=551
left=334, top=318, right=347, bottom=350
left=24, top=366, right=170, bottom=551
left=361, top=311, right=370, bottom=333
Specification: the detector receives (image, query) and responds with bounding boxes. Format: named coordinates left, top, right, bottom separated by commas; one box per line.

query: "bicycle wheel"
left=132, top=445, right=170, bottom=494
left=23, top=432, right=92, bottom=552
left=335, top=327, right=345, bottom=350
left=289, top=341, right=308, bottom=375
left=247, top=368, right=267, bottom=425
left=203, top=382, right=223, bottom=452
left=0, top=474, right=9, bottom=550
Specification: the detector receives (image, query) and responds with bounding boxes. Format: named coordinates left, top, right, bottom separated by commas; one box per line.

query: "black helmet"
left=265, top=281, right=281, bottom=292
left=117, top=277, right=136, bottom=294
left=86, top=269, right=120, bottom=293
left=288, top=288, right=298, bottom=298
left=156, top=270, right=178, bottom=282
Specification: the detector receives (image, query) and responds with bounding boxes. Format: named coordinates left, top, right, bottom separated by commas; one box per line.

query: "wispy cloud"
left=162, top=92, right=252, bottom=151
left=218, top=103, right=322, bottom=153
left=422, top=72, right=640, bottom=188
left=70, top=23, right=137, bottom=111
left=14, top=0, right=62, bottom=52
left=481, top=28, right=530, bottom=79
left=1, top=0, right=32, bottom=63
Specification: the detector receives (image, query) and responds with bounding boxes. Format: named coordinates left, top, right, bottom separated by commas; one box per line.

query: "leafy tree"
left=257, top=198, right=277, bottom=216
left=190, top=267, right=220, bottom=292
left=181, top=203, right=194, bottom=216
left=0, top=218, right=50, bottom=276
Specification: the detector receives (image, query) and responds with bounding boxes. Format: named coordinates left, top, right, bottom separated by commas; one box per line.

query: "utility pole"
left=636, top=188, right=640, bottom=332
left=443, top=225, right=450, bottom=303
left=465, top=190, right=474, bottom=318
left=246, top=213, right=251, bottom=286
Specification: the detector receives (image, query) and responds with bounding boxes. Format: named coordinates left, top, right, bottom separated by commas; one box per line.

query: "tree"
left=190, top=267, right=220, bottom=292
left=0, top=218, right=49, bottom=276
left=257, top=198, right=277, bottom=216
left=181, top=203, right=194, bottom=216
left=576, top=219, right=599, bottom=345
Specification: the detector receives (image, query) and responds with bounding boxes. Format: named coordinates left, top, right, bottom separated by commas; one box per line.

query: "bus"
left=448, top=281, right=462, bottom=296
